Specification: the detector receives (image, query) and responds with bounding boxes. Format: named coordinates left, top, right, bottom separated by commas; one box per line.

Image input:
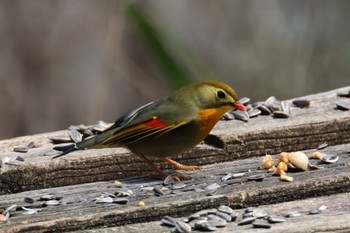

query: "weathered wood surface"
left=0, top=86, right=349, bottom=193
left=0, top=142, right=349, bottom=232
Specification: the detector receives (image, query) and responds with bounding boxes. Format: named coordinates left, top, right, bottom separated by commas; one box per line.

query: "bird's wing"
left=101, top=116, right=188, bottom=146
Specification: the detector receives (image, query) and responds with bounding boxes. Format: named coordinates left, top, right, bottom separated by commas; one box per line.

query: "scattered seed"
left=317, top=142, right=328, bottom=150
left=280, top=174, right=294, bottom=182
left=253, top=209, right=268, bottom=218
left=284, top=211, right=302, bottom=217
left=68, top=126, right=83, bottom=143
left=13, top=146, right=29, bottom=153
left=190, top=210, right=208, bottom=220
left=218, top=205, right=233, bottom=215
left=114, top=180, right=123, bottom=187
left=232, top=110, right=249, bottom=122
left=257, top=104, right=272, bottom=115
left=115, top=190, right=133, bottom=197
left=27, top=141, right=38, bottom=148
left=319, top=205, right=327, bottom=211
left=273, top=110, right=289, bottom=118
left=171, top=182, right=186, bottom=190
left=175, top=221, right=191, bottom=233
left=248, top=108, right=261, bottom=118
left=95, top=196, right=113, bottom=204
left=337, top=90, right=350, bottom=97
left=265, top=96, right=277, bottom=107
left=39, top=194, right=56, bottom=201
left=138, top=201, right=145, bottom=207
left=281, top=101, right=290, bottom=113
left=221, top=173, right=233, bottom=181
left=50, top=135, right=72, bottom=143
left=2, top=204, right=17, bottom=215
left=232, top=172, right=246, bottom=178
left=223, top=112, right=234, bottom=120
left=216, top=212, right=232, bottom=222
left=309, top=209, right=322, bottom=215
left=321, top=154, right=339, bottom=164
left=245, top=207, right=257, bottom=213
left=21, top=207, right=40, bottom=215
left=247, top=174, right=265, bottom=182
left=205, top=183, right=220, bottom=191
left=113, top=198, right=128, bottom=204
left=336, top=100, right=350, bottom=111
left=292, top=99, right=310, bottom=108
left=231, top=211, right=238, bottom=221
left=267, top=216, right=286, bottom=223
left=16, top=155, right=25, bottom=162
left=208, top=218, right=226, bottom=228
left=253, top=222, right=272, bottom=229
left=162, top=215, right=178, bottom=227
left=43, top=200, right=60, bottom=206
left=195, top=220, right=216, bottom=231
left=24, top=196, right=35, bottom=203
left=238, top=216, right=255, bottom=225
left=153, top=187, right=165, bottom=196
left=239, top=97, right=251, bottom=105
left=242, top=212, right=254, bottom=218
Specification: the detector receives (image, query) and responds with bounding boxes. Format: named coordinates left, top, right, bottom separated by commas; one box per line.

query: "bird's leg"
left=137, top=154, right=167, bottom=179
left=161, top=157, right=202, bottom=171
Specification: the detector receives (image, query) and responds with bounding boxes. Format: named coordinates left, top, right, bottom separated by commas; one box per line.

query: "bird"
left=53, top=81, right=245, bottom=179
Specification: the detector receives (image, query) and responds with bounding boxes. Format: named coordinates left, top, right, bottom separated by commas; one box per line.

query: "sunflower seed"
left=253, top=222, right=271, bottom=228
left=95, top=196, right=113, bottom=204
left=248, top=108, right=261, bottom=118
left=337, top=90, right=350, bottom=97
left=253, top=209, right=268, bottom=218
left=238, top=217, right=255, bottom=225
left=245, top=207, right=256, bottom=213
left=208, top=218, right=226, bottom=228
left=175, top=221, right=191, bottom=233
left=115, top=190, right=133, bottom=197
left=335, top=100, right=350, bottom=111
left=321, top=154, right=338, bottom=164
left=153, top=187, right=165, bottom=196
left=265, top=96, right=277, bottom=107
left=162, top=215, right=178, bottom=227
left=281, top=101, right=291, bottom=113
left=27, top=141, right=37, bottom=148
left=273, top=110, right=289, bottom=118
left=24, top=196, right=35, bottom=203
left=43, top=200, right=60, bottom=206
left=232, top=172, right=245, bottom=178
left=267, top=216, right=286, bottom=223
left=68, top=126, right=83, bottom=143
left=50, top=135, right=72, bottom=143
left=284, top=211, right=302, bottom=217
left=292, top=99, right=310, bottom=108
left=113, top=198, right=129, bottom=204
left=16, top=155, right=25, bottom=161
left=317, top=142, right=328, bottom=150
left=239, top=97, right=251, bottom=105
left=194, top=220, right=216, bottom=231
left=2, top=204, right=17, bottom=215
left=309, top=209, right=322, bottom=215
left=190, top=210, right=208, bottom=219
left=231, top=211, right=239, bottom=221
left=171, top=182, right=186, bottom=190
left=13, top=146, right=29, bottom=153
left=232, top=110, right=249, bottom=122
left=216, top=212, right=232, bottom=221
left=39, top=194, right=56, bottom=201
left=223, top=112, right=234, bottom=120
left=257, top=104, right=272, bottom=115
left=21, top=207, right=40, bottom=215
left=247, top=174, right=265, bottom=181
left=221, top=173, right=233, bottom=181
left=218, top=205, right=233, bottom=214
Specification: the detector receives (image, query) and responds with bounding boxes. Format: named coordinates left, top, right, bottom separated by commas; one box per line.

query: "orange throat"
left=198, top=106, right=232, bottom=138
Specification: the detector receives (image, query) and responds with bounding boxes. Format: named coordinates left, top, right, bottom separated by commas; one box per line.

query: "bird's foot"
left=161, top=158, right=202, bottom=171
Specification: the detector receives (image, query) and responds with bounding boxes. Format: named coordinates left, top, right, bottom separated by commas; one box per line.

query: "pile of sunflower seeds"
left=162, top=204, right=327, bottom=232
left=50, top=120, right=112, bottom=144
left=225, top=90, right=350, bottom=123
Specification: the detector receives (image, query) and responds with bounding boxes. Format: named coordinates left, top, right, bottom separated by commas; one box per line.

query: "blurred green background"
left=1, top=0, right=349, bottom=139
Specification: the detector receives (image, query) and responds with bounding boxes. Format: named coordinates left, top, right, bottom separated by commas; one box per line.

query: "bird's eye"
left=217, top=90, right=226, bottom=99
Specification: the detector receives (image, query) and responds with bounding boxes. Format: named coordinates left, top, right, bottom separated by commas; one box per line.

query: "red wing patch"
left=144, top=116, right=168, bottom=128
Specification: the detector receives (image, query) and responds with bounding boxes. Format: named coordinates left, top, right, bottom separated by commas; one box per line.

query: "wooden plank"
left=0, top=142, right=349, bottom=232
left=89, top=192, right=350, bottom=233
left=0, top=86, right=349, bottom=193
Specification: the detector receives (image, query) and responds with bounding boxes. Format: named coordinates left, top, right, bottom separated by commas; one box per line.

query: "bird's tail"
left=52, top=126, right=118, bottom=159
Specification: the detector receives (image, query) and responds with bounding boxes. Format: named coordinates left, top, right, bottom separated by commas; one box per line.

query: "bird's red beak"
left=234, top=102, right=246, bottom=111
